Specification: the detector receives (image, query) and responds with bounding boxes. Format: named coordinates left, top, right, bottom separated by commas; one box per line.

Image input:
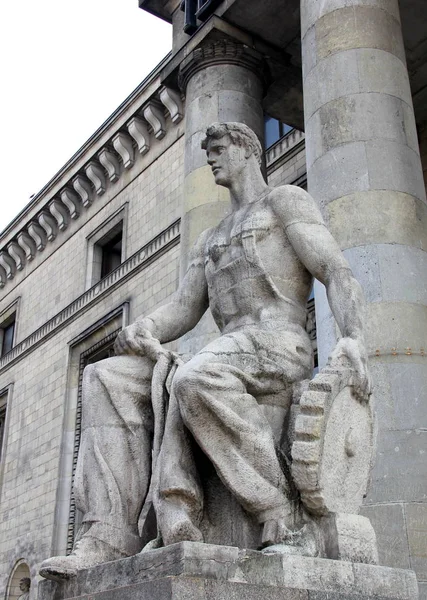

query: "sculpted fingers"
left=114, top=326, right=142, bottom=355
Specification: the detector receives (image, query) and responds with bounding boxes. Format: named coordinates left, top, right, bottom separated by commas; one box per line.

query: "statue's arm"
left=271, top=186, right=371, bottom=399
left=114, top=229, right=209, bottom=355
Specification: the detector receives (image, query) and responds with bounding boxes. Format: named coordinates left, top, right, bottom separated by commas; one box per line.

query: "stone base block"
left=38, top=542, right=419, bottom=600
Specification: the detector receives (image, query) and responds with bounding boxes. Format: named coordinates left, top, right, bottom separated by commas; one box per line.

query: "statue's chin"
left=214, top=175, right=230, bottom=188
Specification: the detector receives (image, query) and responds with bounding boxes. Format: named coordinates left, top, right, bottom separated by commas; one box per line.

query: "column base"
left=38, top=541, right=419, bottom=600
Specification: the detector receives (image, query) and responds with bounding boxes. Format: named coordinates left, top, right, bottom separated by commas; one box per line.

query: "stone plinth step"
left=38, top=541, right=419, bottom=600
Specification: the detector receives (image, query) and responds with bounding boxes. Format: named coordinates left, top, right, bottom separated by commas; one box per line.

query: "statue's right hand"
left=114, top=322, right=164, bottom=361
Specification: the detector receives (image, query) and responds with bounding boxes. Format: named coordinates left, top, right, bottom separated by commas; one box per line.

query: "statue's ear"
left=244, top=144, right=254, bottom=159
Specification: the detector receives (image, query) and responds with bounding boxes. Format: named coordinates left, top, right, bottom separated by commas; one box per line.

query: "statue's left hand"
left=329, top=337, right=372, bottom=402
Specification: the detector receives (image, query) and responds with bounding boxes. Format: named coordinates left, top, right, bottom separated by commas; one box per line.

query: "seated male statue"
left=40, top=122, right=370, bottom=580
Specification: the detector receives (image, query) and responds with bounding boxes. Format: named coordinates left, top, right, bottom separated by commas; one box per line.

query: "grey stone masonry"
left=301, top=0, right=427, bottom=589
left=38, top=541, right=419, bottom=600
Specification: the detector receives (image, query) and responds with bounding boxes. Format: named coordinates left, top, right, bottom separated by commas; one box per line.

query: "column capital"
left=178, top=38, right=267, bottom=92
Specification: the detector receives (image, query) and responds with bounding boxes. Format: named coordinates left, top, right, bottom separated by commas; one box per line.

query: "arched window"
left=5, top=560, right=31, bottom=600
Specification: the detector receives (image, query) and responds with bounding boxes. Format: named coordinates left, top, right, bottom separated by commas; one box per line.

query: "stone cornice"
left=0, top=54, right=185, bottom=289
left=0, top=219, right=180, bottom=374
left=266, top=128, right=305, bottom=170
left=178, top=38, right=267, bottom=91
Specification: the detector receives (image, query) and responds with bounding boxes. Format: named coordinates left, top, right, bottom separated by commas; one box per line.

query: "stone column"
left=178, top=38, right=265, bottom=353
left=301, top=0, right=427, bottom=587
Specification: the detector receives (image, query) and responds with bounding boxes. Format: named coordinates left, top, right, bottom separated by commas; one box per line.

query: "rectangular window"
left=0, top=313, right=16, bottom=357
left=100, top=230, right=123, bottom=279
left=0, top=393, right=7, bottom=461
left=264, top=115, right=293, bottom=149
left=86, top=206, right=127, bottom=289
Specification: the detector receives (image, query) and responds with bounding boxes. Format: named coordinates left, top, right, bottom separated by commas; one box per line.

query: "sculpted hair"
left=20, top=578, right=31, bottom=590
left=201, top=122, right=263, bottom=166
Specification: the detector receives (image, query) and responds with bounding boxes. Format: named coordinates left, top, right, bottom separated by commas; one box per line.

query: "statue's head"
left=19, top=578, right=30, bottom=592
left=201, top=122, right=262, bottom=187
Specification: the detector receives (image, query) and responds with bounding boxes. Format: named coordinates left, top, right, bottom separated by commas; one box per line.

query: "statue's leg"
left=40, top=354, right=154, bottom=580
left=163, top=327, right=312, bottom=547
left=155, top=388, right=204, bottom=546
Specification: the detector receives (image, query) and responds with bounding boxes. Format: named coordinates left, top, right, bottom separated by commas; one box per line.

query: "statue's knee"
left=172, top=364, right=202, bottom=410
left=82, top=357, right=116, bottom=390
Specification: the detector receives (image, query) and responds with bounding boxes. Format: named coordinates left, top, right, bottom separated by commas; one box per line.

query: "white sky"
left=0, top=0, right=172, bottom=233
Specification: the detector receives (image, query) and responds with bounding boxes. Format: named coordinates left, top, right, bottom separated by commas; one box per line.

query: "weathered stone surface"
left=367, top=429, right=427, bottom=504
left=359, top=504, right=410, bottom=570
left=328, top=192, right=427, bottom=252
left=38, top=542, right=419, bottom=600
left=301, top=0, right=401, bottom=37
left=302, top=0, right=427, bottom=586
left=365, top=139, right=426, bottom=204
left=405, top=503, right=427, bottom=581
left=40, top=122, right=375, bottom=582
left=315, top=6, right=405, bottom=64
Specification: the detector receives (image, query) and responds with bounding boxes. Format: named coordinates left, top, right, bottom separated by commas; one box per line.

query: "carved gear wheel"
left=291, top=367, right=373, bottom=516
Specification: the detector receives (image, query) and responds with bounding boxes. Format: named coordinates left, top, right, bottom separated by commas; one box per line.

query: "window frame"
left=0, top=299, right=20, bottom=358
left=0, top=384, right=13, bottom=497
left=85, top=205, right=128, bottom=289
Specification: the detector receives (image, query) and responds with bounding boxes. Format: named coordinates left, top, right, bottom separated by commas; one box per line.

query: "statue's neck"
left=229, top=166, right=269, bottom=211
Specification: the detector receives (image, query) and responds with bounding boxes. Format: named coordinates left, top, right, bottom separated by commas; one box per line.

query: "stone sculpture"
left=18, top=577, right=31, bottom=600
left=40, top=122, right=373, bottom=581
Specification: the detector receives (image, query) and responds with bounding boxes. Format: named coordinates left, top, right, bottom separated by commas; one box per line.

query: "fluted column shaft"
left=301, top=0, right=427, bottom=583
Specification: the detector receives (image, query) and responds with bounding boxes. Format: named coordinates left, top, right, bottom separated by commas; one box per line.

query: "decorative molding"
left=127, top=116, right=150, bottom=155
left=0, top=219, right=180, bottom=373
left=85, top=161, right=106, bottom=196
left=49, top=199, right=69, bottom=231
left=0, top=83, right=184, bottom=288
left=0, top=266, right=6, bottom=289
left=60, top=189, right=80, bottom=220
left=67, top=322, right=122, bottom=554
left=28, top=222, right=47, bottom=251
left=179, top=39, right=266, bottom=91
left=7, top=242, right=25, bottom=271
left=112, top=132, right=135, bottom=169
left=159, top=87, right=184, bottom=124
left=143, top=101, right=167, bottom=140
left=17, top=232, right=36, bottom=262
left=0, top=252, right=15, bottom=280
left=38, top=212, right=57, bottom=242
left=266, top=128, right=305, bottom=169
left=98, top=148, right=121, bottom=183
left=72, top=175, right=93, bottom=207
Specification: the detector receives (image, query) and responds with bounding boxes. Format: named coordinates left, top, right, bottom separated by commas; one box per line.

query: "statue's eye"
left=217, top=146, right=225, bottom=153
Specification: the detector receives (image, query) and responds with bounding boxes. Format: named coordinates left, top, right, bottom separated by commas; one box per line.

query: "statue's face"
left=19, top=580, right=29, bottom=592
left=206, top=135, right=247, bottom=187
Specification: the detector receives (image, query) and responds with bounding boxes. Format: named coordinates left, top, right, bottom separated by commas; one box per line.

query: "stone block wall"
left=0, top=126, right=184, bottom=597
left=0, top=134, right=184, bottom=342
left=0, top=246, right=180, bottom=595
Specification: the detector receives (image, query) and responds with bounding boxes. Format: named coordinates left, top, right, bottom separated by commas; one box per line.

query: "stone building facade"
left=0, top=0, right=426, bottom=598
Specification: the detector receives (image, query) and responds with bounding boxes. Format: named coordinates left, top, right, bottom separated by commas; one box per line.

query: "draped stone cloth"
left=73, top=322, right=313, bottom=554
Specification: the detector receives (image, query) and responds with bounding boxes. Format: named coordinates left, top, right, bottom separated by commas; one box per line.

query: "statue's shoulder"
left=268, top=185, right=324, bottom=227
left=188, top=226, right=214, bottom=262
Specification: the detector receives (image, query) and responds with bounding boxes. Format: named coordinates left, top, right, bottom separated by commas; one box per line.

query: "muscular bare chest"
left=205, top=201, right=292, bottom=272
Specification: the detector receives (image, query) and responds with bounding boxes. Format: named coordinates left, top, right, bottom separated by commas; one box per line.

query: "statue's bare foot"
left=261, top=519, right=318, bottom=557
left=39, top=535, right=128, bottom=581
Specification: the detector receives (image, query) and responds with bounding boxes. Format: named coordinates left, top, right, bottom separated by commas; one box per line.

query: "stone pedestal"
left=38, top=542, right=419, bottom=600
